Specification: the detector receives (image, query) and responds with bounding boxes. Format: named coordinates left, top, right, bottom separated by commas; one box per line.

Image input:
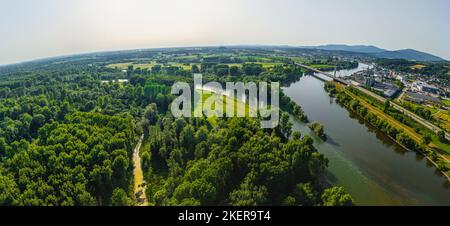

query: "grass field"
left=289, top=57, right=309, bottom=64
left=410, top=64, right=427, bottom=70
left=194, top=89, right=256, bottom=120
left=309, top=64, right=335, bottom=69
left=259, top=62, right=284, bottom=68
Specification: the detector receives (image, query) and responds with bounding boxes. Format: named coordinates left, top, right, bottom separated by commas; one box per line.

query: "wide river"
left=283, top=64, right=450, bottom=205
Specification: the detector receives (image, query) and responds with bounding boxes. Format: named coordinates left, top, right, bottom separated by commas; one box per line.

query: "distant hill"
left=301, top=44, right=446, bottom=62
left=303, top=44, right=386, bottom=53
left=372, top=49, right=445, bottom=62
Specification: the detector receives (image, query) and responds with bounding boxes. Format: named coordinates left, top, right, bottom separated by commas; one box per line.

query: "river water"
left=334, top=62, right=373, bottom=77
left=283, top=64, right=450, bottom=205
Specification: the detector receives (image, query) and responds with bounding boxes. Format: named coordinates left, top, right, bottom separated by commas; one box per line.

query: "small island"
left=308, top=122, right=327, bottom=141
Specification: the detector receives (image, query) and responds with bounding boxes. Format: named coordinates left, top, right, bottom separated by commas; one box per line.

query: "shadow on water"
left=325, top=135, right=340, bottom=147
left=324, top=170, right=339, bottom=185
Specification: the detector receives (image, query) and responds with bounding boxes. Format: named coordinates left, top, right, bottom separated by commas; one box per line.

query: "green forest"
left=0, top=47, right=354, bottom=206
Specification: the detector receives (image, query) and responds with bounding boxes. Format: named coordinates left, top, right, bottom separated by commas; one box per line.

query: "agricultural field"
left=434, top=111, right=450, bottom=132
left=410, top=64, right=427, bottom=70
left=173, top=55, right=199, bottom=60
left=237, top=55, right=274, bottom=62
left=309, top=64, right=335, bottom=69
left=168, top=62, right=197, bottom=70
left=289, top=57, right=310, bottom=64
left=402, top=97, right=450, bottom=133
left=225, top=62, right=283, bottom=69
left=401, top=99, right=439, bottom=114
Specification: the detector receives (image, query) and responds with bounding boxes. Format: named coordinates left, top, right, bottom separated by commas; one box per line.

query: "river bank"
left=329, top=84, right=450, bottom=182
left=283, top=72, right=450, bottom=205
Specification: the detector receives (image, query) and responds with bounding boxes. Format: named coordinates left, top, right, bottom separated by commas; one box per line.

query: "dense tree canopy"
left=0, top=112, right=136, bottom=205
left=140, top=113, right=350, bottom=206
left=0, top=47, right=356, bottom=206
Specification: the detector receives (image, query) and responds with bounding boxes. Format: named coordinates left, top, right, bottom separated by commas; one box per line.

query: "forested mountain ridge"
left=372, top=49, right=445, bottom=62
left=301, top=45, right=446, bottom=62
left=301, top=44, right=386, bottom=53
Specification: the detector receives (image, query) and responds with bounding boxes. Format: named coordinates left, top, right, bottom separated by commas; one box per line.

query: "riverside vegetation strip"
left=324, top=82, right=450, bottom=180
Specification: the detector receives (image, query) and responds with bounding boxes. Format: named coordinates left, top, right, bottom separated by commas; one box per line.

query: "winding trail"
left=133, top=135, right=148, bottom=206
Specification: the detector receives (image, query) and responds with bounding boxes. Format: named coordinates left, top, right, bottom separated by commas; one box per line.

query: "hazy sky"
left=1, top=0, right=449, bottom=64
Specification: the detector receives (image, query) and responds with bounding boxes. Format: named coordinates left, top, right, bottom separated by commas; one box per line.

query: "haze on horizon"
left=1, top=0, right=449, bottom=65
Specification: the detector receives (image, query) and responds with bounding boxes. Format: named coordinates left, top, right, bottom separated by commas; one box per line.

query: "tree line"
left=139, top=109, right=353, bottom=206
left=325, top=82, right=449, bottom=174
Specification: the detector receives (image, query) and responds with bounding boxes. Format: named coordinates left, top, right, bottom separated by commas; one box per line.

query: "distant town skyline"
left=1, top=0, right=449, bottom=65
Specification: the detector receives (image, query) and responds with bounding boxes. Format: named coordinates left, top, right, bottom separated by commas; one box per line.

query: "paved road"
left=294, top=62, right=450, bottom=141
